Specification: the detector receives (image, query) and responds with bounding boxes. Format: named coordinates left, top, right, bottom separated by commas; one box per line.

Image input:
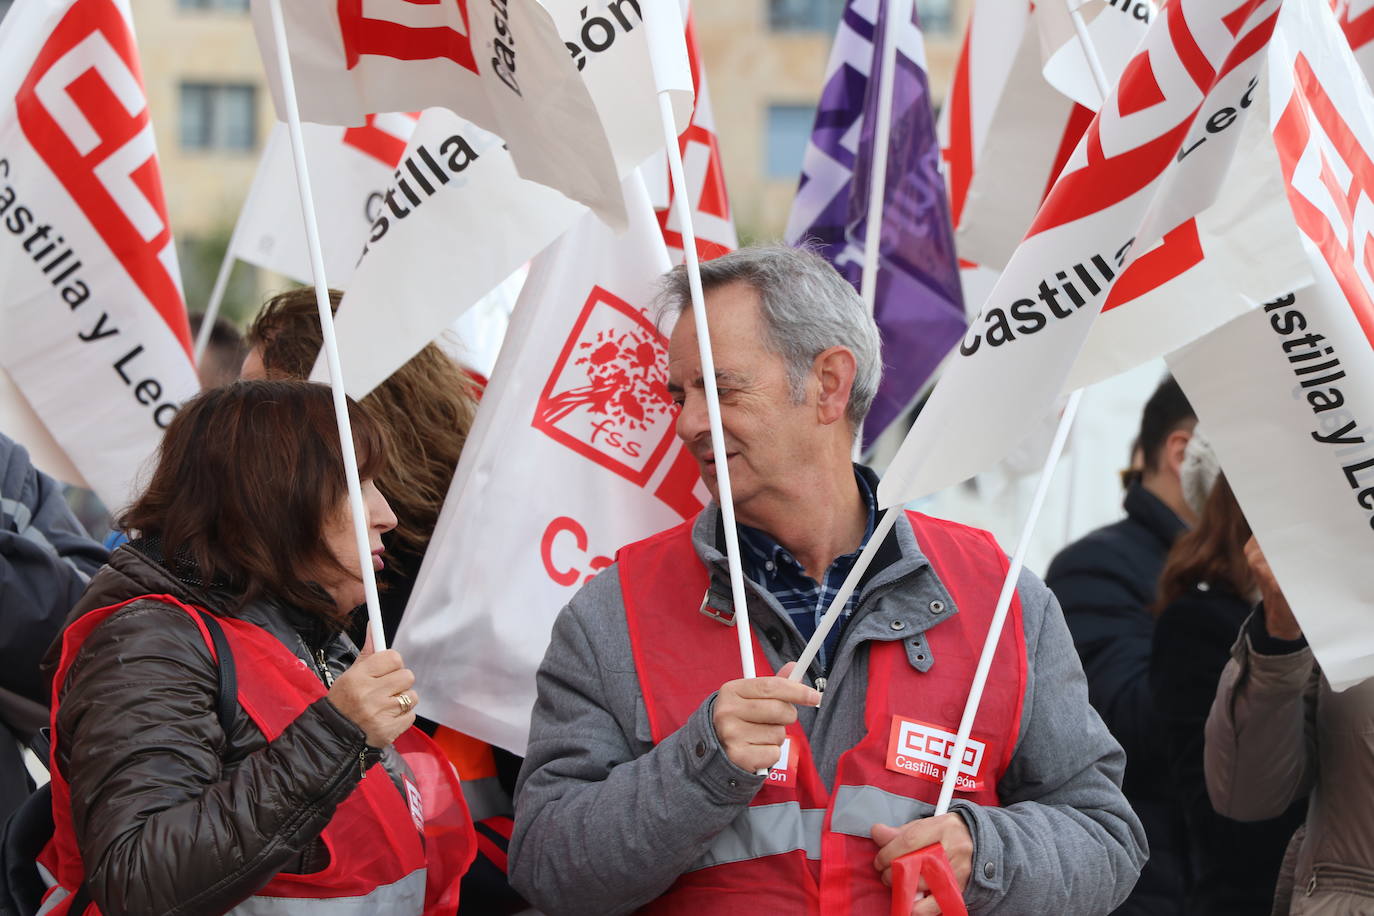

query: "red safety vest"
left=620, top=511, right=1028, bottom=914
left=40, top=595, right=476, bottom=915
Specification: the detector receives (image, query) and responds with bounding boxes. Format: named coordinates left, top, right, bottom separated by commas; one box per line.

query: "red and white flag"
left=952, top=0, right=1154, bottom=272
left=0, top=0, right=197, bottom=510
left=249, top=0, right=628, bottom=228
left=229, top=113, right=418, bottom=287
left=1170, top=0, right=1374, bottom=690
left=394, top=172, right=707, bottom=752
left=652, top=2, right=736, bottom=264
left=317, top=107, right=585, bottom=397
left=880, top=0, right=1311, bottom=507
left=1334, top=0, right=1374, bottom=82
left=321, top=5, right=696, bottom=397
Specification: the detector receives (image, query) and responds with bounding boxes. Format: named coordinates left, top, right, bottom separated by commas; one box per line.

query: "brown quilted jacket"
left=49, top=543, right=384, bottom=915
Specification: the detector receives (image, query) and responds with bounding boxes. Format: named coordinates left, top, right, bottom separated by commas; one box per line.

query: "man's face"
left=667, top=282, right=816, bottom=515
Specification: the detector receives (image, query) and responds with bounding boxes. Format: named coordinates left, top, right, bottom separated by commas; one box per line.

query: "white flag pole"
left=194, top=243, right=238, bottom=363
left=195, top=128, right=281, bottom=362
left=930, top=3, right=1110, bottom=816
left=858, top=0, right=907, bottom=319
left=854, top=0, right=908, bottom=462
left=265, top=0, right=387, bottom=650
left=645, top=5, right=757, bottom=686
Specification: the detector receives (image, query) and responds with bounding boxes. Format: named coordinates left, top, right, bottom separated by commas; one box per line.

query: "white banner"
left=1171, top=0, right=1374, bottom=691
left=395, top=173, right=707, bottom=753
left=880, top=0, right=1311, bottom=508
left=0, top=0, right=198, bottom=511
left=1038, top=0, right=1157, bottom=110
left=249, top=0, right=629, bottom=228
left=231, top=114, right=417, bottom=287
left=317, top=107, right=585, bottom=397
left=321, top=2, right=697, bottom=397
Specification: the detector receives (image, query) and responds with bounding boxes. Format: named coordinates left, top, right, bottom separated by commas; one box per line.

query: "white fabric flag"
left=249, top=0, right=627, bottom=228
left=879, top=0, right=1312, bottom=508
left=1170, top=0, right=1374, bottom=691
left=1334, top=0, right=1374, bottom=83
left=0, top=0, right=198, bottom=510
left=317, top=107, right=585, bottom=397
left=394, top=173, right=707, bottom=753
left=955, top=0, right=1155, bottom=271
left=322, top=5, right=695, bottom=397
left=230, top=114, right=417, bottom=287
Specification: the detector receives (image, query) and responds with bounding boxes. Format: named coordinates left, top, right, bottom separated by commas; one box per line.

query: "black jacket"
left=1152, top=585, right=1305, bottom=915
left=1046, top=482, right=1188, bottom=915
left=0, top=433, right=106, bottom=820
left=52, top=542, right=387, bottom=915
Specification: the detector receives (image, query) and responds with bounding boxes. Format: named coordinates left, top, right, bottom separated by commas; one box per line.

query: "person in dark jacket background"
left=1151, top=436, right=1304, bottom=915
left=1046, top=375, right=1197, bottom=915
left=0, top=431, right=106, bottom=820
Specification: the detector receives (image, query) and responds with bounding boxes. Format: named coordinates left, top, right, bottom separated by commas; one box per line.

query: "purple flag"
left=784, top=0, right=966, bottom=449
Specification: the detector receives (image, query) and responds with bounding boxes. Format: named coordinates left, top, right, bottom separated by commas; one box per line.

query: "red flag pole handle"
left=891, top=843, right=968, bottom=916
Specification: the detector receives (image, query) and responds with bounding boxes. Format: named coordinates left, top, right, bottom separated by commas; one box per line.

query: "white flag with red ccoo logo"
left=394, top=172, right=708, bottom=753
left=249, top=0, right=630, bottom=229
left=879, top=0, right=1313, bottom=507
left=1169, top=0, right=1374, bottom=691
left=0, top=0, right=198, bottom=510
left=230, top=113, right=418, bottom=287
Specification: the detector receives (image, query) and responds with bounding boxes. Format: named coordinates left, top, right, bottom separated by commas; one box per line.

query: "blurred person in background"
left=41, top=381, right=473, bottom=915
left=189, top=311, right=249, bottom=389
left=1204, top=534, right=1374, bottom=913
left=243, top=289, right=525, bottom=914
left=1151, top=432, right=1304, bottom=914
left=0, top=432, right=106, bottom=821
left=1046, top=375, right=1199, bottom=915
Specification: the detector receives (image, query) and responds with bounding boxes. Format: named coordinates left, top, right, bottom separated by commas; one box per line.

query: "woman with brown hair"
left=242, top=289, right=527, bottom=915
left=242, top=288, right=478, bottom=646
left=40, top=381, right=473, bottom=915
left=1150, top=436, right=1304, bottom=915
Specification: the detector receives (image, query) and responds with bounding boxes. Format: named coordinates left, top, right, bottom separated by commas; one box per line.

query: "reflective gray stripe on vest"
left=461, top=775, right=512, bottom=822
left=830, top=784, right=935, bottom=839
left=35, top=885, right=66, bottom=916
left=687, top=802, right=826, bottom=872
left=232, top=867, right=430, bottom=915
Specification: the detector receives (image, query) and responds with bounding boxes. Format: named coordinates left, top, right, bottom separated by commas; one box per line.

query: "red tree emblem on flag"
left=534, top=287, right=679, bottom=486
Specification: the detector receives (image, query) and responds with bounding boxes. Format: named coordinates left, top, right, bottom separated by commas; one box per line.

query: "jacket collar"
left=1123, top=481, right=1188, bottom=551
left=690, top=465, right=931, bottom=611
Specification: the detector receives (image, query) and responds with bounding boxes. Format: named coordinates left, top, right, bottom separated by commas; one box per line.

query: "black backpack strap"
left=195, top=612, right=238, bottom=736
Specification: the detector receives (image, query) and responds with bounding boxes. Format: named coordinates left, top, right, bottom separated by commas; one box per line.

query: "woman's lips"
left=371, top=549, right=385, bottom=572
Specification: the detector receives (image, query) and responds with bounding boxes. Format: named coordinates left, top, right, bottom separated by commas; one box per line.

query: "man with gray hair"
left=509, top=245, right=1145, bottom=914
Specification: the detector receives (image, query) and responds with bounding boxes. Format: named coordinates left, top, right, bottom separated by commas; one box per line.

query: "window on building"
left=766, top=104, right=815, bottom=180
left=768, top=0, right=844, bottom=32
left=917, top=0, right=954, bottom=36
left=178, top=0, right=250, bottom=11
left=180, top=83, right=257, bottom=152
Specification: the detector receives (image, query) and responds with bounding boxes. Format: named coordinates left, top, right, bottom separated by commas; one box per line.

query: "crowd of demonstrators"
left=511, top=245, right=1146, bottom=915
left=1151, top=435, right=1306, bottom=914
left=39, top=382, right=473, bottom=914
left=1046, top=377, right=1199, bottom=915
left=190, top=311, right=250, bottom=390
left=239, top=287, right=526, bottom=915
left=1204, top=536, right=1374, bottom=912
left=9, top=243, right=1373, bottom=916
left=0, top=434, right=106, bottom=821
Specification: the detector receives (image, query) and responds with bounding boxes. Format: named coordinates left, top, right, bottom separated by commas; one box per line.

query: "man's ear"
left=813, top=346, right=857, bottom=427
left=1163, top=427, right=1194, bottom=480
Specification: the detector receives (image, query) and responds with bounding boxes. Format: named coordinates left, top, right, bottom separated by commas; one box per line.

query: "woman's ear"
left=813, top=346, right=857, bottom=427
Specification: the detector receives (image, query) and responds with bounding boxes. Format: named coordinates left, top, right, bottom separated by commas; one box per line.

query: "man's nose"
left=675, top=391, right=709, bottom=444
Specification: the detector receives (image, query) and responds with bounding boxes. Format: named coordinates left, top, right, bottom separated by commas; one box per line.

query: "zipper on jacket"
left=359, top=747, right=369, bottom=779
left=314, top=648, right=335, bottom=687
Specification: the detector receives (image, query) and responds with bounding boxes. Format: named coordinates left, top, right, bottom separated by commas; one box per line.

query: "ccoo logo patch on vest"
left=403, top=776, right=425, bottom=834
left=885, top=716, right=987, bottom=792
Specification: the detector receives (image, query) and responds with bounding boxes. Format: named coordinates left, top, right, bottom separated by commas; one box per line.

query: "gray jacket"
left=1204, top=617, right=1374, bottom=914
left=510, top=508, right=1146, bottom=915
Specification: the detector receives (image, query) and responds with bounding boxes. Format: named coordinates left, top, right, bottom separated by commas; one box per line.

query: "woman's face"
left=317, top=478, right=398, bottom=611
